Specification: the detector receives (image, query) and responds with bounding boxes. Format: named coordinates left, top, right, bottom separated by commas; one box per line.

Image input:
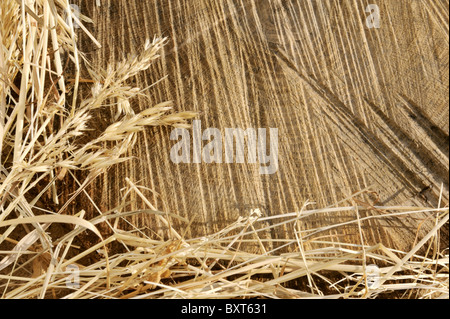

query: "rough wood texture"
left=72, top=0, right=449, bottom=251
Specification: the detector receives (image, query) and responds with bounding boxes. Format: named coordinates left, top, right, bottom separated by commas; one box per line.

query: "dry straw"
left=0, top=0, right=448, bottom=299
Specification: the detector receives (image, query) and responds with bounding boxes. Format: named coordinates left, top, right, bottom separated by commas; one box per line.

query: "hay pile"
left=0, top=0, right=448, bottom=299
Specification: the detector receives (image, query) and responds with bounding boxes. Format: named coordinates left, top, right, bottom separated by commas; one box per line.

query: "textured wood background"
left=71, top=0, right=449, bottom=251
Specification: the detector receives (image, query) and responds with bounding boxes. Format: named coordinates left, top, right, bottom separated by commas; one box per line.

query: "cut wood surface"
left=71, top=0, right=449, bottom=251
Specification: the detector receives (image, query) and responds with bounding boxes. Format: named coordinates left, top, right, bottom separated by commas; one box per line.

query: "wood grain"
left=71, top=0, right=449, bottom=251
